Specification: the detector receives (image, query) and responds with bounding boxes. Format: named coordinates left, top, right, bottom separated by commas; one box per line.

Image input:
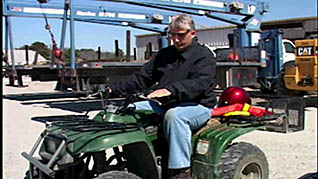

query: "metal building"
left=135, top=16, right=317, bottom=60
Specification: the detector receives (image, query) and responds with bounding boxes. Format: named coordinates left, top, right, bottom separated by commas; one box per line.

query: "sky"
left=2, top=0, right=318, bottom=53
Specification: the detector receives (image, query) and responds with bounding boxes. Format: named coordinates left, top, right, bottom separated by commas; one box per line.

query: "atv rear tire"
left=95, top=171, right=141, bottom=179
left=218, top=142, right=269, bottom=179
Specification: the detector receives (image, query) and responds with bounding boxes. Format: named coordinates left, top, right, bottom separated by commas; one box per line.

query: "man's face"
left=169, top=28, right=195, bottom=51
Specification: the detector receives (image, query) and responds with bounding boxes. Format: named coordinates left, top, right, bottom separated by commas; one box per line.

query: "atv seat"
left=194, top=118, right=221, bottom=136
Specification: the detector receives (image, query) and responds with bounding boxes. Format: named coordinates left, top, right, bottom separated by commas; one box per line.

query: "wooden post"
left=33, top=51, right=39, bottom=65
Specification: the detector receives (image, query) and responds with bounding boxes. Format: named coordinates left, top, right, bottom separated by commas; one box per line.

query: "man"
left=109, top=14, right=217, bottom=179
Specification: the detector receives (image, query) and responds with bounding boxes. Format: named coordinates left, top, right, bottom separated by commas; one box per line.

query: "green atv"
left=22, top=92, right=288, bottom=179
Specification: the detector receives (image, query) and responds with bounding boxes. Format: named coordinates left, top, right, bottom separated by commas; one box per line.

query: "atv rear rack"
left=218, top=97, right=304, bottom=133
left=223, top=113, right=284, bottom=125
left=262, top=97, right=305, bottom=133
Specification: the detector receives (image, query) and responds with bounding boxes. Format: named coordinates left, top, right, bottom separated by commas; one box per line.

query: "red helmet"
left=218, top=86, right=251, bottom=107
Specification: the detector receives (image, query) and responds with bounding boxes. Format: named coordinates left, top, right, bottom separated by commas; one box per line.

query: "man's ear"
left=190, top=30, right=196, bottom=38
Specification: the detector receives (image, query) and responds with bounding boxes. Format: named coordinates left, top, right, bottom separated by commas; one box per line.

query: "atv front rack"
left=31, top=115, right=140, bottom=132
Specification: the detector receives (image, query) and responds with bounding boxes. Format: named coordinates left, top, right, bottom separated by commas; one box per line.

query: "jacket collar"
left=179, top=37, right=198, bottom=60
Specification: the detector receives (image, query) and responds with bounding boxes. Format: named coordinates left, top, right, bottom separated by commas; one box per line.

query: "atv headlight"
left=39, top=135, right=74, bottom=166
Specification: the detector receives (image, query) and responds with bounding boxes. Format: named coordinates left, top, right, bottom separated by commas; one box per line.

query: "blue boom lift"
left=3, top=0, right=289, bottom=94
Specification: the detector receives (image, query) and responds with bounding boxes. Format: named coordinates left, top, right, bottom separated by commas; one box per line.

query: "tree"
left=117, top=48, right=125, bottom=57
left=17, top=41, right=126, bottom=62
left=77, top=49, right=97, bottom=60
left=62, top=48, right=80, bottom=63
left=30, top=41, right=51, bottom=60
left=18, top=41, right=51, bottom=60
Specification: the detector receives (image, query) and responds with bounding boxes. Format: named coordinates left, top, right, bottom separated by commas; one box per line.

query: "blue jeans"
left=133, top=100, right=212, bottom=169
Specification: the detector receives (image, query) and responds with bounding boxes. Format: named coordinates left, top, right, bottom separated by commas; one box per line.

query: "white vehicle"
left=282, top=39, right=296, bottom=64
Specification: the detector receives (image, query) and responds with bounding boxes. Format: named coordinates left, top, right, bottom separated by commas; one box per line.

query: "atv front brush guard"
left=22, top=114, right=141, bottom=178
left=22, top=129, right=62, bottom=178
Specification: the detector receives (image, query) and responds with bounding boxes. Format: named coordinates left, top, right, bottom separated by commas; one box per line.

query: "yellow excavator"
left=277, top=39, right=318, bottom=95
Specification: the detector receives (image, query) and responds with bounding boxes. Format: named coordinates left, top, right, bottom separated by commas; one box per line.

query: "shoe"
left=169, top=168, right=191, bottom=179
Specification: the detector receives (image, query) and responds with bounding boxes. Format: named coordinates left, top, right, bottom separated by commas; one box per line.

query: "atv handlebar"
left=134, top=93, right=163, bottom=106
left=86, top=90, right=163, bottom=115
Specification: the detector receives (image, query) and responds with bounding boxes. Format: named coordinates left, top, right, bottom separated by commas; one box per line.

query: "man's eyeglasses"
left=168, top=30, right=191, bottom=38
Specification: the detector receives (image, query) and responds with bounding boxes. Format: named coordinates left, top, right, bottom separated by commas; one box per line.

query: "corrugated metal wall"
left=135, top=26, right=236, bottom=60
left=196, top=26, right=236, bottom=47
left=135, top=17, right=317, bottom=60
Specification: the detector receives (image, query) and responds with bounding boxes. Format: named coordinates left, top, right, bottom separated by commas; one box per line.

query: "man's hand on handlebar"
left=145, top=88, right=172, bottom=106
left=147, top=88, right=171, bottom=99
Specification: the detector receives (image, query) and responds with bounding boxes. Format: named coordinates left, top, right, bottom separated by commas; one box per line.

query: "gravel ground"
left=2, top=78, right=317, bottom=179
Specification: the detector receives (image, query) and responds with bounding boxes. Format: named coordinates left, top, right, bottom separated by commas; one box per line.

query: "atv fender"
left=192, top=124, right=262, bottom=179
left=71, top=130, right=154, bottom=154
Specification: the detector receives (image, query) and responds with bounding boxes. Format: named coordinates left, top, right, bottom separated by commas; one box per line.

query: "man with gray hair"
left=109, top=14, right=217, bottom=179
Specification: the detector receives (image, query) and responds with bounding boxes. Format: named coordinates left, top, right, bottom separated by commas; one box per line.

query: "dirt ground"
left=2, top=78, right=317, bottom=179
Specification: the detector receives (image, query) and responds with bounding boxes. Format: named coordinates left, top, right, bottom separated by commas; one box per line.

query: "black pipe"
left=25, top=45, right=29, bottom=65
left=133, top=48, right=136, bottom=61
left=126, top=30, right=131, bottom=61
left=98, top=46, right=101, bottom=60
left=115, top=40, right=119, bottom=57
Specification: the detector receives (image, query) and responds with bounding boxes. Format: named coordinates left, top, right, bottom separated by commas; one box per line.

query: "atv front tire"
left=218, top=142, right=269, bottom=179
left=95, top=171, right=141, bottom=179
